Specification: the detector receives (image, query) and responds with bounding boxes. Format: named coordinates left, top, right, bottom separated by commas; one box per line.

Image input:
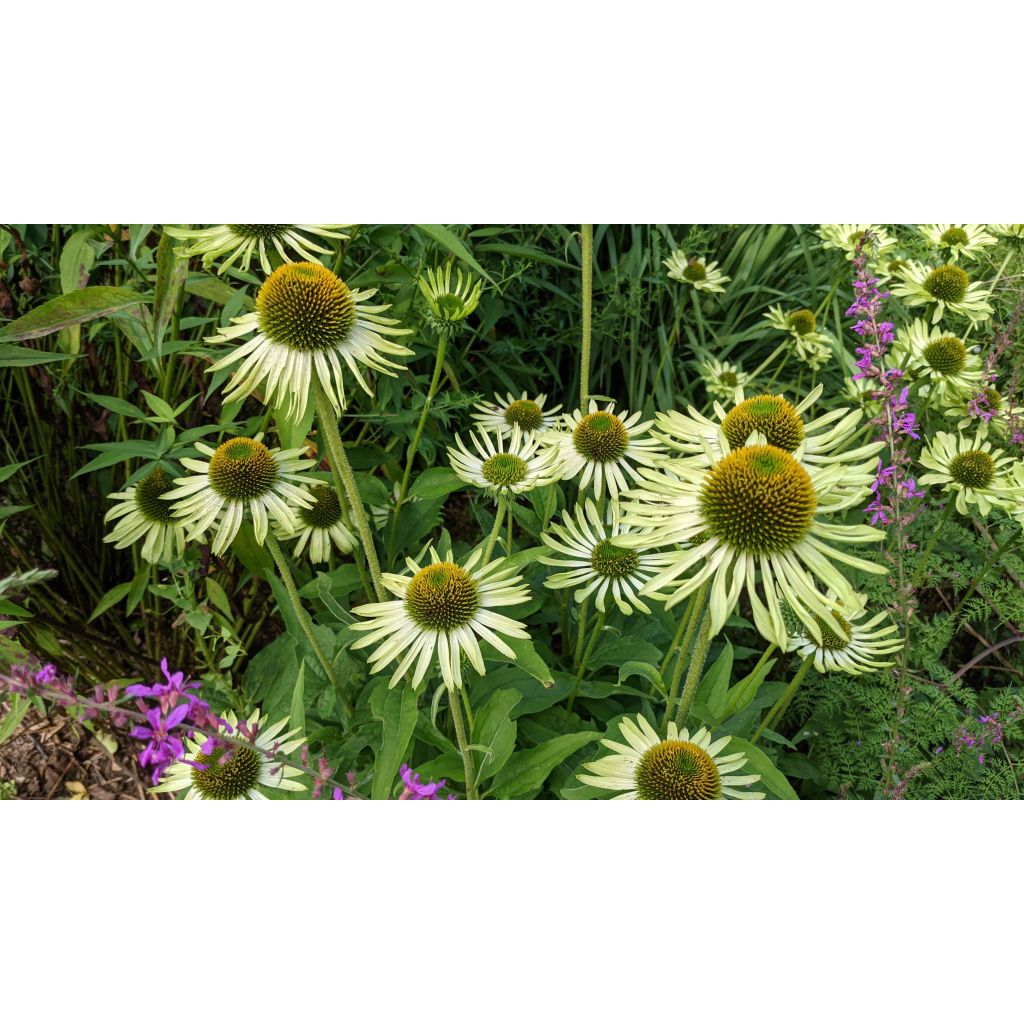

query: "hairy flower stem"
left=265, top=533, right=349, bottom=717
left=482, top=496, right=508, bottom=563
left=449, top=688, right=477, bottom=800
left=567, top=609, right=606, bottom=714
left=674, top=600, right=714, bottom=731
left=572, top=596, right=591, bottom=674
left=751, top=655, right=813, bottom=743
left=663, top=582, right=709, bottom=730
left=311, top=379, right=385, bottom=602
left=506, top=502, right=514, bottom=556
left=579, top=224, right=593, bottom=407
left=911, top=499, right=956, bottom=588
left=390, top=330, right=450, bottom=558
left=949, top=528, right=1018, bottom=620
left=659, top=592, right=697, bottom=678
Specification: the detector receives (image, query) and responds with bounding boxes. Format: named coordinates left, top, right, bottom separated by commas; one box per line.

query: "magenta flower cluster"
left=399, top=763, right=451, bottom=800
left=938, top=712, right=1006, bottom=766
left=847, top=234, right=924, bottom=527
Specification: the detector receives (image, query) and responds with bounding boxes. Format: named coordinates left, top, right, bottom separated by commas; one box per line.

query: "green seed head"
left=135, top=467, right=177, bottom=524
left=299, top=485, right=343, bottom=528
left=481, top=452, right=528, bottom=488
left=634, top=739, right=722, bottom=800
left=788, top=309, right=817, bottom=335
left=257, top=261, right=357, bottom=352
left=208, top=438, right=277, bottom=500
left=948, top=450, right=995, bottom=489
left=504, top=399, right=543, bottom=432
left=682, top=260, right=707, bottom=282
left=718, top=370, right=738, bottom=388
left=191, top=745, right=263, bottom=799
left=590, top=539, right=640, bottom=579
left=922, top=336, right=967, bottom=375
left=699, top=445, right=817, bottom=555
left=228, top=224, right=292, bottom=240
left=573, top=411, right=630, bottom=463
left=924, top=265, right=969, bottom=304
left=812, top=610, right=853, bottom=651
left=981, top=387, right=1002, bottom=411
left=722, top=395, right=806, bottom=452
left=405, top=563, right=479, bottom=632
left=888, top=259, right=908, bottom=275
left=940, top=227, right=969, bottom=248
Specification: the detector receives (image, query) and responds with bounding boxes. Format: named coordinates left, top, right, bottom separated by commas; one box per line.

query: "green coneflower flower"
left=894, top=318, right=985, bottom=402
left=280, top=485, right=356, bottom=563
left=163, top=435, right=315, bottom=555
left=418, top=263, right=483, bottom=329
left=620, top=428, right=885, bottom=649
left=764, top=304, right=832, bottom=371
left=164, top=224, right=351, bottom=275
left=577, top=715, right=763, bottom=800
left=786, top=591, right=902, bottom=675
left=918, top=224, right=997, bottom=261
left=151, top=709, right=306, bottom=800
left=696, top=356, right=751, bottom=402
left=103, top=467, right=187, bottom=564
left=818, top=224, right=897, bottom=259
left=539, top=498, right=677, bottom=615
left=207, top=261, right=414, bottom=417
left=663, top=249, right=730, bottom=292
left=350, top=547, right=531, bottom=691
left=471, top=391, right=562, bottom=436
left=448, top=424, right=560, bottom=499
left=891, top=261, right=993, bottom=325
left=918, top=431, right=1024, bottom=516
left=544, top=400, right=667, bottom=502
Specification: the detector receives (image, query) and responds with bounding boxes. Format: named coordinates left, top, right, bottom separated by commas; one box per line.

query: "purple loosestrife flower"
left=132, top=705, right=190, bottom=784
left=398, top=763, right=449, bottom=800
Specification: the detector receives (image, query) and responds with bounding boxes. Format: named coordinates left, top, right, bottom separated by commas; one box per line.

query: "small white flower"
left=448, top=424, right=560, bottom=499
left=471, top=391, right=562, bottom=436
left=663, top=249, right=729, bottom=292
left=918, top=224, right=997, bottom=261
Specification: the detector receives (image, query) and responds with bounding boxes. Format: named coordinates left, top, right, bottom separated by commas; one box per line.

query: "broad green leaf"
left=489, top=731, right=601, bottom=799
left=500, top=635, right=554, bottom=688
left=141, top=391, right=177, bottom=422
left=722, top=655, right=777, bottom=718
left=696, top=640, right=733, bottom=720
left=725, top=737, right=799, bottom=800
left=184, top=274, right=254, bottom=311
left=0, top=696, right=31, bottom=746
left=0, top=504, right=32, bottom=522
left=372, top=686, right=420, bottom=800
left=84, top=392, right=146, bottom=418
left=205, top=577, right=233, bottom=619
left=409, top=466, right=464, bottom=501
left=0, top=286, right=149, bottom=342
left=59, top=228, right=98, bottom=294
left=589, top=634, right=662, bottom=672
left=154, top=227, right=188, bottom=348
left=415, top=224, right=495, bottom=285
left=618, top=660, right=667, bottom=696
left=289, top=661, right=306, bottom=737
left=274, top=393, right=314, bottom=450
left=88, top=581, right=133, bottom=622
left=0, top=458, right=38, bottom=485
left=0, top=344, right=79, bottom=367
left=470, top=689, right=521, bottom=782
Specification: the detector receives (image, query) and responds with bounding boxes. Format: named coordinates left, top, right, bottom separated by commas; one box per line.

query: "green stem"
left=752, top=655, right=813, bottom=744
left=662, top=582, right=709, bottom=730
left=912, top=499, right=957, bottom=588
left=506, top=501, right=514, bottom=556
left=659, top=591, right=696, bottom=678
left=265, top=533, right=350, bottom=720
left=750, top=340, right=788, bottom=380
left=949, top=527, right=1018, bottom=620
left=390, top=330, right=449, bottom=558
left=674, top=599, right=714, bottom=731
left=572, top=596, right=591, bottom=674
left=311, top=379, right=385, bottom=602
left=449, top=687, right=477, bottom=800
left=579, top=224, right=593, bottom=407
left=482, top=496, right=508, bottom=563
left=567, top=609, right=606, bottom=714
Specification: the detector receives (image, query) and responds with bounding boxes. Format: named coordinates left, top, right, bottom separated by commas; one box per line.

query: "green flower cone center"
left=812, top=610, right=853, bottom=651
left=888, top=259, right=908, bottom=275
left=573, top=412, right=629, bottom=462
left=940, top=227, right=969, bottom=247
left=432, top=293, right=468, bottom=323
left=405, top=563, right=479, bottom=632
left=482, top=453, right=529, bottom=488
left=208, top=438, right=278, bottom=500
left=504, top=399, right=543, bottom=431
left=925, top=265, right=969, bottom=303
left=949, top=450, right=995, bottom=489
left=922, top=336, right=967, bottom=374
left=788, top=309, right=817, bottom=335
left=722, top=395, right=806, bottom=452
left=228, top=224, right=292, bottom=240
left=981, top=387, right=1002, bottom=411
left=591, top=539, right=640, bottom=579
left=135, top=467, right=177, bottom=524
left=299, top=485, right=343, bottom=528
left=257, top=261, right=357, bottom=352
left=718, top=370, right=738, bottom=388
left=634, top=739, right=722, bottom=800
left=699, top=445, right=817, bottom=555
left=191, top=745, right=263, bottom=799
left=682, top=261, right=706, bottom=282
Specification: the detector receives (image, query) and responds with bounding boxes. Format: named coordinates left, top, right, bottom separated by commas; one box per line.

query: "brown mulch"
left=0, top=701, right=166, bottom=800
